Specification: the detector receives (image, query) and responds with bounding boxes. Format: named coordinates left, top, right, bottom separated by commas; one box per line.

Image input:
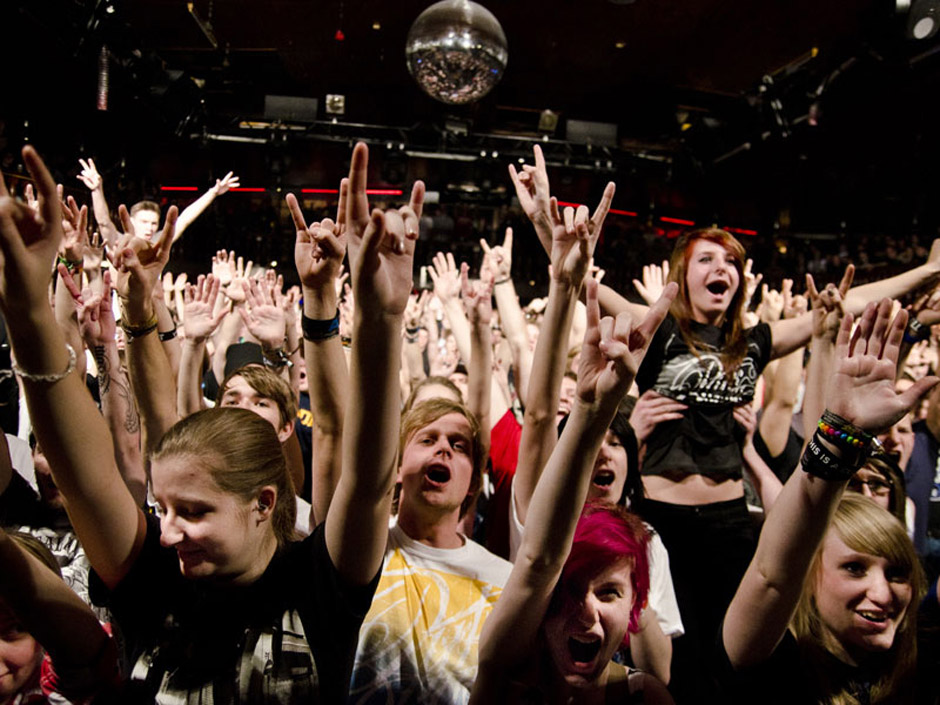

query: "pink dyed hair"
left=557, top=501, right=650, bottom=646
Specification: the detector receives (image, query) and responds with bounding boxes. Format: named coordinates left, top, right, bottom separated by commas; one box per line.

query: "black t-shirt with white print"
left=90, top=513, right=378, bottom=704
left=635, top=315, right=772, bottom=480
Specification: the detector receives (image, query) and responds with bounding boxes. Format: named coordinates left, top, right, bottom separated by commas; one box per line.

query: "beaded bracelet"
left=818, top=409, right=875, bottom=450
left=12, top=343, right=77, bottom=384
left=302, top=309, right=340, bottom=342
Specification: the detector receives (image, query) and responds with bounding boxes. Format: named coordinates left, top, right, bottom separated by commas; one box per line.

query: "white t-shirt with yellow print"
left=348, top=523, right=512, bottom=704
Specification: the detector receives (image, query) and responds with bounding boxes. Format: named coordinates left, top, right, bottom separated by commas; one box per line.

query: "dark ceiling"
left=5, top=0, right=940, bottom=288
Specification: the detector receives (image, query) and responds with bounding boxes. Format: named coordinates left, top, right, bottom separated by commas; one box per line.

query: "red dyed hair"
left=557, top=501, right=650, bottom=646
left=667, top=228, right=749, bottom=375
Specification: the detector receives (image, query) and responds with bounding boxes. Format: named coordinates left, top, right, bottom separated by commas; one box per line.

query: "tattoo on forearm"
left=93, top=346, right=111, bottom=394
left=95, top=347, right=140, bottom=434
left=116, top=379, right=141, bottom=434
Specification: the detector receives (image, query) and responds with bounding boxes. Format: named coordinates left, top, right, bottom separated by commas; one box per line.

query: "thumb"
left=898, top=376, right=940, bottom=411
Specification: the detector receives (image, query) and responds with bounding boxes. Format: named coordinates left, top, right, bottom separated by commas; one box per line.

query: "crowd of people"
left=0, top=139, right=939, bottom=705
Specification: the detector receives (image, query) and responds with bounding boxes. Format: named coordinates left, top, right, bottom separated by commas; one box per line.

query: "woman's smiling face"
left=814, top=531, right=913, bottom=664
left=684, top=239, right=741, bottom=325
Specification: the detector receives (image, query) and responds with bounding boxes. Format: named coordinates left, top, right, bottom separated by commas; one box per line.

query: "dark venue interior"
left=5, top=0, right=940, bottom=294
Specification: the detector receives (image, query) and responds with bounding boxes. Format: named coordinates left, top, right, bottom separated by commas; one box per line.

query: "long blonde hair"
left=791, top=494, right=925, bottom=704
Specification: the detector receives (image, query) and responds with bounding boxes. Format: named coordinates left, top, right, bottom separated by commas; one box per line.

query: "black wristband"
left=904, top=318, right=930, bottom=344
left=801, top=431, right=864, bottom=481
left=302, top=309, right=340, bottom=342
left=158, top=328, right=178, bottom=342
left=121, top=319, right=159, bottom=340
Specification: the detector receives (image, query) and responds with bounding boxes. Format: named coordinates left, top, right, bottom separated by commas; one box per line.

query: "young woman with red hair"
left=470, top=279, right=676, bottom=704
left=510, top=146, right=940, bottom=700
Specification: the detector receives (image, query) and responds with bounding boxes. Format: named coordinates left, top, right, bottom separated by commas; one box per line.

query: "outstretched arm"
left=289, top=185, right=349, bottom=526
left=114, top=206, right=181, bottom=460
left=472, top=279, right=676, bottom=702
left=0, top=146, right=145, bottom=587
left=513, top=200, right=599, bottom=526
left=173, top=171, right=240, bottom=242
left=178, top=274, right=227, bottom=418
left=769, top=252, right=940, bottom=358
left=60, top=268, right=146, bottom=506
left=77, top=158, right=120, bottom=249
left=480, top=228, right=532, bottom=408
left=324, top=143, right=424, bottom=585
left=723, top=300, right=938, bottom=669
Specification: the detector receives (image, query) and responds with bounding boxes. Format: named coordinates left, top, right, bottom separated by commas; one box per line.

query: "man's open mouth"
left=426, top=465, right=451, bottom=483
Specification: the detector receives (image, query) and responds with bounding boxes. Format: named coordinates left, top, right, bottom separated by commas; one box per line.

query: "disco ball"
left=405, top=0, right=508, bottom=105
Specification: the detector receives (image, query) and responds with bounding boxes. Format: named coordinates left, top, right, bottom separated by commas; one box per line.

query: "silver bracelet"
left=12, top=343, right=77, bottom=383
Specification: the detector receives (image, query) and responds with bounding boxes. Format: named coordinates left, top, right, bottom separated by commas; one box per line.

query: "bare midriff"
left=642, top=474, right=744, bottom=505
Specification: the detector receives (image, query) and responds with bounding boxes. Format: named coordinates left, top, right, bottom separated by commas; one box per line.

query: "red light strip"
left=660, top=216, right=696, bottom=226
left=725, top=227, right=758, bottom=236
left=300, top=188, right=404, bottom=195
left=557, top=201, right=637, bottom=217
left=229, top=187, right=266, bottom=193
left=160, top=186, right=199, bottom=192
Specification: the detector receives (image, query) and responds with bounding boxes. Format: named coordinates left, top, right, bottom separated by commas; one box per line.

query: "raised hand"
left=783, top=285, right=807, bottom=320
left=742, top=258, right=763, bottom=310
left=83, top=231, right=105, bottom=273
left=550, top=202, right=598, bottom=288
left=183, top=274, right=227, bottom=341
left=910, top=284, right=940, bottom=328
left=509, top=144, right=615, bottom=257
left=633, top=260, right=670, bottom=306
left=23, top=183, right=39, bottom=214
left=77, top=158, right=103, bottom=192
left=576, top=278, right=677, bottom=408
left=111, top=204, right=177, bottom=318
left=59, top=195, right=89, bottom=263
left=404, top=290, right=429, bottom=331
left=212, top=249, right=236, bottom=287
left=479, top=227, right=513, bottom=282
left=213, top=171, right=240, bottom=196
left=429, top=251, right=462, bottom=304
left=64, top=268, right=117, bottom=348
left=826, top=299, right=938, bottom=433
left=461, top=262, right=493, bottom=325
left=0, top=146, right=64, bottom=314
left=223, top=252, right=253, bottom=303
left=289, top=183, right=347, bottom=292
left=629, top=389, right=689, bottom=444
left=806, top=265, right=854, bottom=343
left=238, top=278, right=286, bottom=349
